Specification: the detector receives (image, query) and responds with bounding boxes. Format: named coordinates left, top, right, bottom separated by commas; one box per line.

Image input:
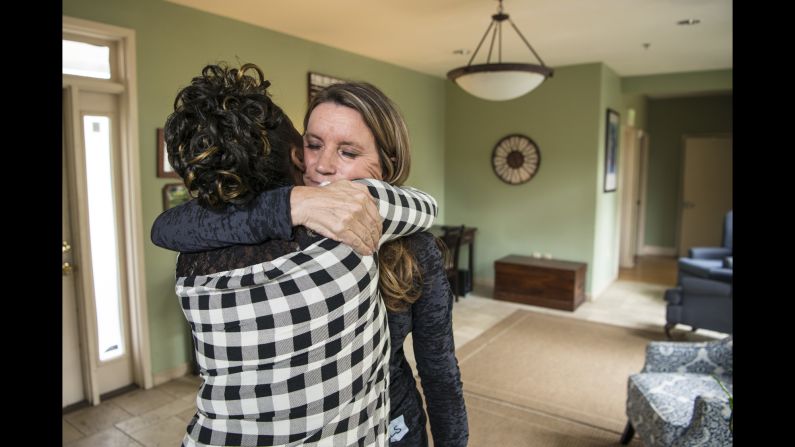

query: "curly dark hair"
left=164, top=63, right=302, bottom=209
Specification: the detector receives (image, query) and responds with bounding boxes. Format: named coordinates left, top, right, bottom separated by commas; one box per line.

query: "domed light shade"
left=448, top=63, right=552, bottom=101
left=447, top=0, right=553, bottom=101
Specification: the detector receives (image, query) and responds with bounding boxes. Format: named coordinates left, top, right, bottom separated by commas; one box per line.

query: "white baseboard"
left=640, top=245, right=677, bottom=256
left=152, top=362, right=191, bottom=386
left=589, top=273, right=618, bottom=301
left=474, top=278, right=494, bottom=289
left=589, top=285, right=608, bottom=301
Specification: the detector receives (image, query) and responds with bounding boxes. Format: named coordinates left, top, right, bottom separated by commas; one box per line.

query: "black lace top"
left=386, top=231, right=468, bottom=447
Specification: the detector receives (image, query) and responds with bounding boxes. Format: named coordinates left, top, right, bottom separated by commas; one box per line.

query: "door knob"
left=63, top=262, right=75, bottom=276
left=63, top=241, right=72, bottom=253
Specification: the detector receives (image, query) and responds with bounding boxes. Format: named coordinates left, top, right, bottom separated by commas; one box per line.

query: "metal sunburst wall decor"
left=491, top=134, right=541, bottom=185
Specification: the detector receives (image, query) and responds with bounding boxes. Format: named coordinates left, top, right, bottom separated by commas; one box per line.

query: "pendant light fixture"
left=447, top=0, right=553, bottom=101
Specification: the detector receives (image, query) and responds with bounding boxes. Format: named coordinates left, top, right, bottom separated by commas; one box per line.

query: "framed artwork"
left=603, top=109, right=620, bottom=192
left=162, top=183, right=191, bottom=210
left=157, top=128, right=179, bottom=178
left=307, top=72, right=347, bottom=104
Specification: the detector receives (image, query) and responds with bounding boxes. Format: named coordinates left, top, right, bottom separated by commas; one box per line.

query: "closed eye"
left=341, top=150, right=359, bottom=159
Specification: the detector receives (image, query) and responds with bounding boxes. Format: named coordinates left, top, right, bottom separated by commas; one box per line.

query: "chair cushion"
left=678, top=258, right=723, bottom=278
left=627, top=373, right=732, bottom=447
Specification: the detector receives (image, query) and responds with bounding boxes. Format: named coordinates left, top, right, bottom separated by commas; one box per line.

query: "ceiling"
left=166, top=0, right=732, bottom=79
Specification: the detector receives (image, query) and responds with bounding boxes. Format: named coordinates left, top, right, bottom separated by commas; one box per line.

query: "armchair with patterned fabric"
left=620, top=337, right=733, bottom=447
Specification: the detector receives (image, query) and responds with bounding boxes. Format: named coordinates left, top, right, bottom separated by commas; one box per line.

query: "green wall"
left=644, top=94, right=733, bottom=247
left=591, top=64, right=624, bottom=296
left=444, top=63, right=606, bottom=294
left=63, top=0, right=446, bottom=376
left=622, top=95, right=648, bottom=131
left=620, top=69, right=732, bottom=144
left=622, top=69, right=732, bottom=97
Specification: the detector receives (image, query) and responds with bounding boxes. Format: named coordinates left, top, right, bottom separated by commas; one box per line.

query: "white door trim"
left=619, top=126, right=640, bottom=268
left=636, top=132, right=651, bottom=256
left=63, top=16, right=152, bottom=403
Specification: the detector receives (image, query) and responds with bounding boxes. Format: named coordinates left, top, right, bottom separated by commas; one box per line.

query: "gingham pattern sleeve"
left=352, top=179, right=438, bottom=246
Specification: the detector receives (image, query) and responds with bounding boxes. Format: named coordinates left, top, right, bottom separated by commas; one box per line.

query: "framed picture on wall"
left=603, top=109, right=620, bottom=192
left=162, top=183, right=191, bottom=210
left=157, top=128, right=179, bottom=178
left=307, top=72, right=347, bottom=104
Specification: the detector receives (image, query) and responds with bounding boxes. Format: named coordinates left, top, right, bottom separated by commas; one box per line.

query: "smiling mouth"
left=304, top=176, right=324, bottom=186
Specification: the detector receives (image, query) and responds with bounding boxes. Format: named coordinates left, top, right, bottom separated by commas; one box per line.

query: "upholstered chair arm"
left=707, top=268, right=733, bottom=283
left=688, top=247, right=732, bottom=259
left=682, top=276, right=732, bottom=296
left=664, top=286, right=683, bottom=305
left=673, top=395, right=733, bottom=447
left=642, top=337, right=732, bottom=375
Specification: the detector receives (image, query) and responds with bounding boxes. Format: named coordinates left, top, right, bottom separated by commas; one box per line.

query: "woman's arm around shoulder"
left=150, top=186, right=294, bottom=252
left=352, top=179, right=438, bottom=246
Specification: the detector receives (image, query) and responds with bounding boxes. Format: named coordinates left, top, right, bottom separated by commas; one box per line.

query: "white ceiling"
left=166, top=0, right=732, bottom=79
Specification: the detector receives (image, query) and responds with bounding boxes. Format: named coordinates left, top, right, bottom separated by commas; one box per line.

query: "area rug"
left=462, top=392, right=642, bottom=446
left=456, top=310, right=690, bottom=441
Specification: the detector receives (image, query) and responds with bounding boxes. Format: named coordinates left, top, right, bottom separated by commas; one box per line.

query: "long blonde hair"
left=301, top=82, right=421, bottom=312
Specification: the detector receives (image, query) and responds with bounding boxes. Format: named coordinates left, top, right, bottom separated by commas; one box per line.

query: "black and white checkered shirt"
left=177, top=180, right=437, bottom=447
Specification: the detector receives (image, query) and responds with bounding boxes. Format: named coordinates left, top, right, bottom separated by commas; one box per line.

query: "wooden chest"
left=494, top=255, right=587, bottom=311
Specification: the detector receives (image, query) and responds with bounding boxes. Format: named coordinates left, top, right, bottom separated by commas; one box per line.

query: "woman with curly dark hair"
left=156, top=63, right=439, bottom=447
left=154, top=80, right=469, bottom=447
left=163, top=63, right=299, bottom=207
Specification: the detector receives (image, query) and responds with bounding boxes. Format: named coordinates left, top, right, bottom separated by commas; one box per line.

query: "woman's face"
left=302, top=102, right=383, bottom=186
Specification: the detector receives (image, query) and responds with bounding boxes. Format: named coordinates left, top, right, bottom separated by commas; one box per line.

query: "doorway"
left=619, top=127, right=650, bottom=268
left=677, top=134, right=733, bottom=256
left=63, top=16, right=151, bottom=408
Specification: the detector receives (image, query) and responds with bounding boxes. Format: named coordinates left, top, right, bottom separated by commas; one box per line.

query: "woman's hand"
left=290, top=181, right=383, bottom=255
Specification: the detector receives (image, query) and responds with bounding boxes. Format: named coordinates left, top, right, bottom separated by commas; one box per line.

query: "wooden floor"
left=618, top=255, right=678, bottom=286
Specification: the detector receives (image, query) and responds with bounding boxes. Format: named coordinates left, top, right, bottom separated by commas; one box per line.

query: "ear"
left=289, top=146, right=306, bottom=185
left=290, top=146, right=305, bottom=172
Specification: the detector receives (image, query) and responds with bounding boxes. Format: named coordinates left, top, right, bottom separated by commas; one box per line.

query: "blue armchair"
left=678, top=210, right=732, bottom=284
left=664, top=276, right=732, bottom=338
left=620, top=337, right=733, bottom=447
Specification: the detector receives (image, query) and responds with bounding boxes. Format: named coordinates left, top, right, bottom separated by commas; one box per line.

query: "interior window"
left=62, top=39, right=111, bottom=79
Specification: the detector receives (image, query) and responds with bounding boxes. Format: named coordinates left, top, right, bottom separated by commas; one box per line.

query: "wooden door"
left=678, top=135, right=733, bottom=256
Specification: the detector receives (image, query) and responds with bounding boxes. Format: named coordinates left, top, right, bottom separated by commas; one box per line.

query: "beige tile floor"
left=63, top=256, right=725, bottom=446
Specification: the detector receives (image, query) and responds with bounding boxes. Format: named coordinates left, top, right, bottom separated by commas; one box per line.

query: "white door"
left=63, top=108, right=85, bottom=408
left=63, top=17, right=151, bottom=402
left=81, top=90, right=135, bottom=395
left=63, top=87, right=134, bottom=404
left=678, top=135, right=733, bottom=256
